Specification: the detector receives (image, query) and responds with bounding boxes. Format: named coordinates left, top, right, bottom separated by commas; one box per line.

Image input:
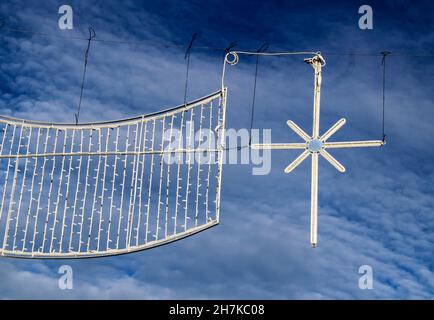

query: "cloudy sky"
left=0, top=0, right=433, bottom=299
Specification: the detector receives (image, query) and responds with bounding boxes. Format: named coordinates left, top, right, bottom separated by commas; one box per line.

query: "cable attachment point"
left=380, top=51, right=391, bottom=143
left=381, top=51, right=391, bottom=64
left=75, top=26, right=96, bottom=125
left=224, top=51, right=239, bottom=65
left=184, top=32, right=198, bottom=59
left=88, top=27, right=96, bottom=40
left=224, top=41, right=237, bottom=54
left=304, top=52, right=326, bottom=67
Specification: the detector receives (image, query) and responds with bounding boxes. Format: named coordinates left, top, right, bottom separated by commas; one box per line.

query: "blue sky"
left=0, top=0, right=433, bottom=299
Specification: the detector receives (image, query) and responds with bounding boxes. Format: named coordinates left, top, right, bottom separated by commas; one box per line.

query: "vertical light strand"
left=135, top=121, right=148, bottom=246
left=0, top=123, right=9, bottom=251
left=144, top=119, right=156, bottom=244
left=49, top=129, right=68, bottom=253
left=164, top=114, right=175, bottom=238
left=0, top=123, right=10, bottom=223
left=22, top=127, right=43, bottom=251
left=106, top=126, right=120, bottom=250
left=3, top=124, right=24, bottom=251
left=87, top=128, right=102, bottom=251
left=173, top=110, right=185, bottom=235
left=32, top=128, right=50, bottom=253
left=12, top=126, right=32, bottom=250
left=183, top=109, right=195, bottom=231
left=78, top=128, right=94, bottom=252
left=69, top=129, right=84, bottom=252
left=215, top=90, right=226, bottom=222
left=213, top=97, right=222, bottom=219
left=155, top=116, right=166, bottom=240
left=204, top=101, right=214, bottom=222
left=126, top=123, right=140, bottom=247
left=128, top=120, right=144, bottom=247
left=58, top=129, right=76, bottom=252
left=0, top=123, right=9, bottom=156
left=40, top=128, right=59, bottom=252
left=194, top=105, right=205, bottom=226
left=116, top=125, right=130, bottom=249
left=0, top=124, right=17, bottom=223
left=96, top=127, right=111, bottom=251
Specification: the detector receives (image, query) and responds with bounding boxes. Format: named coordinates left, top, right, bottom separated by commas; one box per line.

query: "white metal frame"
left=0, top=90, right=227, bottom=258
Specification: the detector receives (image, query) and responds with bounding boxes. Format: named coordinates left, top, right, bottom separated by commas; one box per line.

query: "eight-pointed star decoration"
left=251, top=54, right=384, bottom=247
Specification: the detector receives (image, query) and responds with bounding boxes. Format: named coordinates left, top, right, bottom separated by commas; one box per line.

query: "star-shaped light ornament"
left=251, top=54, right=384, bottom=247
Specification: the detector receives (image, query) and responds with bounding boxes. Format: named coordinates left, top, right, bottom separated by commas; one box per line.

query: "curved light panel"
left=0, top=90, right=226, bottom=258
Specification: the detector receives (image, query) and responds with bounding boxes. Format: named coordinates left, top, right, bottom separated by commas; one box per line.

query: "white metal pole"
left=312, top=57, right=322, bottom=139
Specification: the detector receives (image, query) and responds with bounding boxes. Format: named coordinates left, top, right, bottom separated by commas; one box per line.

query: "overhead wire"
left=381, top=51, right=391, bottom=142
left=75, top=26, right=96, bottom=125
left=1, top=21, right=434, bottom=57
left=2, top=20, right=432, bottom=149
left=183, top=33, right=198, bottom=106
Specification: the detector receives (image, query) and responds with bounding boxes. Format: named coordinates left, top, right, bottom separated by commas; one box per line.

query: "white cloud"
left=0, top=0, right=432, bottom=300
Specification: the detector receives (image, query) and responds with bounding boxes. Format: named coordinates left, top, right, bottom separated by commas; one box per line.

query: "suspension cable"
left=75, top=27, right=96, bottom=125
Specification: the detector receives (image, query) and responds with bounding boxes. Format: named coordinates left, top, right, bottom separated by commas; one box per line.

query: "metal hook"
left=224, top=51, right=239, bottom=65
left=224, top=41, right=237, bottom=54
left=304, top=52, right=326, bottom=67
left=88, top=26, right=96, bottom=40
left=315, top=52, right=326, bottom=66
